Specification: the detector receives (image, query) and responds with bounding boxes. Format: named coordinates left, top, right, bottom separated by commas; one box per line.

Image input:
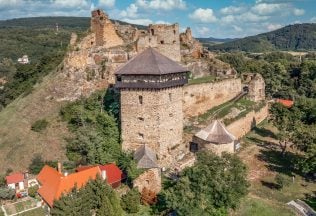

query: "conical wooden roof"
left=115, top=47, right=187, bottom=75
left=195, top=120, right=236, bottom=144
left=134, top=145, right=158, bottom=169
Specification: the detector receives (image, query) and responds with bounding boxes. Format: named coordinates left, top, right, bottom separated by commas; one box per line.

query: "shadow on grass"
left=253, top=126, right=278, bottom=139
left=304, top=191, right=316, bottom=210
left=261, top=180, right=281, bottom=190
left=257, top=148, right=304, bottom=177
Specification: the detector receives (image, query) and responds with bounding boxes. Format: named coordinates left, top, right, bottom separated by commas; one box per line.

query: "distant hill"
left=197, top=37, right=237, bottom=44
left=207, top=23, right=316, bottom=52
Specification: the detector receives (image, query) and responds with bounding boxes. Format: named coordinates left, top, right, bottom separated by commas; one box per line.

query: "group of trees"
left=270, top=98, right=316, bottom=175
left=218, top=52, right=316, bottom=99
left=157, top=151, right=249, bottom=215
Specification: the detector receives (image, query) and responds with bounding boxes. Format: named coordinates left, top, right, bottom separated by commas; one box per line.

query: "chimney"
left=57, top=162, right=62, bottom=174
left=101, top=170, right=107, bottom=180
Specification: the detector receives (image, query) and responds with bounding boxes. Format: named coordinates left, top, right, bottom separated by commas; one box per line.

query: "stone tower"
left=91, top=9, right=123, bottom=48
left=115, top=47, right=188, bottom=167
left=243, top=73, right=265, bottom=102
left=136, top=24, right=181, bottom=62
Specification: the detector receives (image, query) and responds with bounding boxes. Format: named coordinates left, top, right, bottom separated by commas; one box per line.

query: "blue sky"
left=0, top=0, right=315, bottom=38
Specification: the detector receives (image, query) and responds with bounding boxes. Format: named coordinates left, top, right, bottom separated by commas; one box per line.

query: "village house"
left=6, top=173, right=25, bottom=191
left=276, top=99, right=294, bottom=108
left=36, top=163, right=123, bottom=208
left=17, top=55, right=29, bottom=64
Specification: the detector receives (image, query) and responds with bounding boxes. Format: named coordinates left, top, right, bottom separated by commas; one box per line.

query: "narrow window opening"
left=151, top=29, right=154, bottom=36
left=173, top=30, right=176, bottom=34
left=160, top=40, right=164, bottom=44
left=138, top=117, right=144, bottom=121
left=139, top=95, right=143, bottom=104
left=169, top=93, right=172, bottom=101
left=138, top=133, right=144, bottom=139
left=173, top=40, right=176, bottom=44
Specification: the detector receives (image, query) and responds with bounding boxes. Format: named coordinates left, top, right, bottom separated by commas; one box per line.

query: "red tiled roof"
left=276, top=99, right=294, bottom=108
left=76, top=164, right=123, bottom=185
left=6, top=173, right=24, bottom=185
left=37, top=165, right=100, bottom=207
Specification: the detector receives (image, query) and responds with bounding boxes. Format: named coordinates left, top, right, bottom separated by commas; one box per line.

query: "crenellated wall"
left=183, top=79, right=242, bottom=117
left=226, top=104, right=269, bottom=139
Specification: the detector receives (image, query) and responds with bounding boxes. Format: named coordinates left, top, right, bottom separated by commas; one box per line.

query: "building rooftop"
left=134, top=145, right=159, bottom=169
left=37, top=165, right=100, bottom=207
left=195, top=120, right=236, bottom=144
left=276, top=99, right=294, bottom=108
left=6, top=173, right=24, bottom=185
left=115, top=47, right=187, bottom=75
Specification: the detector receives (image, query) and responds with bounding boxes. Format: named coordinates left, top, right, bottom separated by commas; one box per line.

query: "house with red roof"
left=6, top=173, right=25, bottom=191
left=276, top=99, right=294, bottom=108
left=37, top=165, right=101, bottom=208
left=76, top=163, right=124, bottom=188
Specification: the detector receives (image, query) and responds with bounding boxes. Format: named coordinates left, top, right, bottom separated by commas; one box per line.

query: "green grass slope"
left=208, top=23, right=316, bottom=52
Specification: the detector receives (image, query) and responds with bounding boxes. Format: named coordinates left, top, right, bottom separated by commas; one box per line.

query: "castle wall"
left=136, top=24, right=181, bottom=62
left=183, top=79, right=242, bottom=117
left=193, top=137, right=235, bottom=155
left=226, top=104, right=269, bottom=139
left=120, top=87, right=183, bottom=166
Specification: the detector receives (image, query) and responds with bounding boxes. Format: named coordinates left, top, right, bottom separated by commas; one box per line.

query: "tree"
left=121, top=188, right=141, bottom=213
left=28, top=185, right=39, bottom=198
left=275, top=174, right=291, bottom=189
left=0, top=187, right=15, bottom=200
left=52, top=177, right=123, bottom=216
left=29, top=154, right=57, bottom=174
left=160, top=151, right=249, bottom=215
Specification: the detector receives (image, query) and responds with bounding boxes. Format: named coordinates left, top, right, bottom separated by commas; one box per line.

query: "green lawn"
left=188, top=75, right=216, bottom=85
left=18, top=207, right=46, bottom=216
left=125, top=205, right=152, bottom=216
left=234, top=197, right=294, bottom=216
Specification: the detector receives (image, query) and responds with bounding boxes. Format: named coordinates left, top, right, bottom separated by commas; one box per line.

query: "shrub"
left=121, top=188, right=141, bottom=213
left=31, top=119, right=49, bottom=132
left=0, top=187, right=15, bottom=200
left=28, top=185, right=39, bottom=198
left=29, top=154, right=57, bottom=174
left=275, top=173, right=291, bottom=189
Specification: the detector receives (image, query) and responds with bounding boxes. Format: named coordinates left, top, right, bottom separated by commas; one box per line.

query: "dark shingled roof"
left=134, top=145, right=158, bottom=169
left=115, top=47, right=188, bottom=75
left=195, top=120, right=236, bottom=144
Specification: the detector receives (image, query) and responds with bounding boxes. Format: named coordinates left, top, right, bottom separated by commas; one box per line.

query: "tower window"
left=173, top=40, right=176, bottom=44
left=160, top=40, right=164, bottom=44
left=151, top=29, right=154, bottom=36
left=139, top=95, right=143, bottom=104
left=173, top=30, right=176, bottom=34
left=138, top=117, right=144, bottom=121
left=169, top=93, right=172, bottom=101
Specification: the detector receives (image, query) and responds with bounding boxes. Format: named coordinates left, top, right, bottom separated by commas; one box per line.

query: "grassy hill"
left=207, top=23, right=316, bottom=52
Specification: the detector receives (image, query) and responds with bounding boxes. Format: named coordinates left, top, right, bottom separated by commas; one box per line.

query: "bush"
left=31, top=119, right=49, bottom=132
left=121, top=188, right=141, bottom=213
left=29, top=154, right=57, bottom=174
left=0, top=187, right=15, bottom=200
left=275, top=173, right=291, bottom=189
left=28, top=185, right=39, bottom=198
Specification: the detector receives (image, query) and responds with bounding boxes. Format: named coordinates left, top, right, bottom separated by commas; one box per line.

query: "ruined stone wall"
left=226, top=104, right=269, bottom=139
left=136, top=24, right=181, bottom=62
left=193, top=137, right=235, bottom=155
left=183, top=79, right=242, bottom=117
left=91, top=9, right=124, bottom=48
left=247, top=74, right=266, bottom=102
left=120, top=87, right=183, bottom=167
left=133, top=168, right=161, bottom=194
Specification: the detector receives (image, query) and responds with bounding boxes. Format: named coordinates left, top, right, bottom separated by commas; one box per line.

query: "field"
left=1, top=197, right=44, bottom=216
left=232, top=120, right=316, bottom=215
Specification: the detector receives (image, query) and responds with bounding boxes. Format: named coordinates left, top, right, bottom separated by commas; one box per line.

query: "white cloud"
left=233, top=25, right=242, bottom=32
left=293, top=8, right=304, bottom=16
left=136, top=0, right=186, bottom=11
left=196, top=26, right=211, bottom=37
left=189, top=8, right=217, bottom=23
left=266, top=23, right=282, bottom=31
left=251, top=3, right=284, bottom=15
left=122, top=18, right=153, bottom=26
left=239, top=12, right=269, bottom=22
left=155, top=20, right=170, bottom=24
left=220, top=6, right=244, bottom=15
left=98, top=0, right=115, bottom=8
left=53, top=0, right=89, bottom=8
left=311, top=17, right=316, bottom=23
left=120, top=4, right=138, bottom=18
left=221, top=15, right=235, bottom=24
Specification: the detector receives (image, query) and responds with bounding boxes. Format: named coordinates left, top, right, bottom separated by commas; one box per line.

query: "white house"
left=6, top=173, right=25, bottom=191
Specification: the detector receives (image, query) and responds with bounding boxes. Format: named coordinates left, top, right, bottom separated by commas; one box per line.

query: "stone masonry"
left=136, top=24, right=181, bottom=62
left=120, top=87, right=183, bottom=167
left=243, top=73, right=266, bottom=102
left=91, top=9, right=124, bottom=48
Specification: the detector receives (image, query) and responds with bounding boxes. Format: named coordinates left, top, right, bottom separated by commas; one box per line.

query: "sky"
left=0, top=0, right=316, bottom=38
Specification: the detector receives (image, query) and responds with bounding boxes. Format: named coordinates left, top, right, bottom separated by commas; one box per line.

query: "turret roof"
left=115, top=47, right=187, bottom=75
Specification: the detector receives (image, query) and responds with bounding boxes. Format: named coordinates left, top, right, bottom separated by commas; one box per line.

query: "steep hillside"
left=208, top=23, right=316, bottom=52
left=197, top=37, right=237, bottom=46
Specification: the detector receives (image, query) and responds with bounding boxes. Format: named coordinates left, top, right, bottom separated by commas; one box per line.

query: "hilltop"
left=207, top=23, right=316, bottom=52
